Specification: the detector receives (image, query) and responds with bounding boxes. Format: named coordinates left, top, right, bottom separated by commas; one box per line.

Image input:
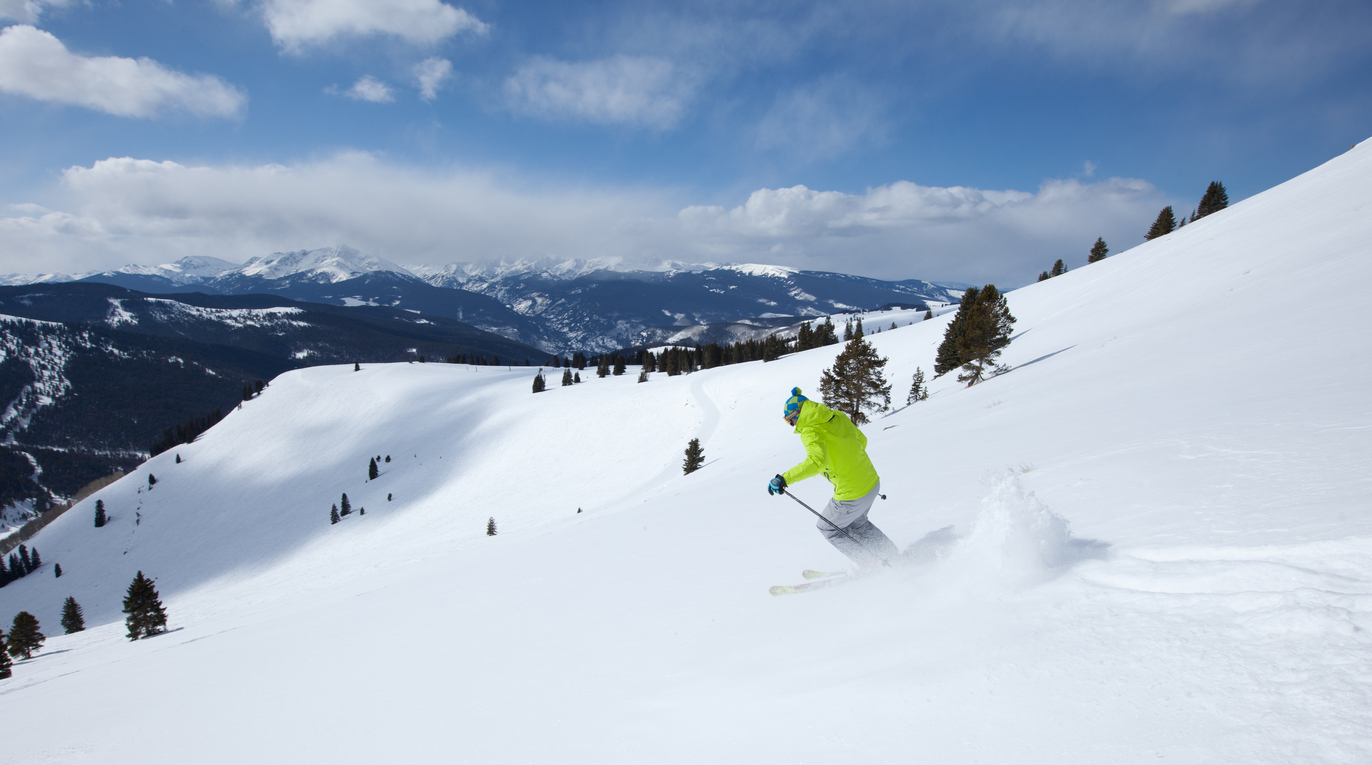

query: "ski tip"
left=802, top=569, right=845, bottom=580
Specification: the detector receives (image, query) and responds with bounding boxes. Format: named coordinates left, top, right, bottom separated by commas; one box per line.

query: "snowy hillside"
left=1, top=140, right=1370, bottom=763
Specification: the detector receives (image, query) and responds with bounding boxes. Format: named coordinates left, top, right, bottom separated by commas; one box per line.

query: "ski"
left=770, top=574, right=851, bottom=596
left=802, top=569, right=845, bottom=580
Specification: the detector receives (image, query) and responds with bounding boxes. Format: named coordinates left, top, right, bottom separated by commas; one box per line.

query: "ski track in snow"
left=2, top=141, right=1372, bottom=763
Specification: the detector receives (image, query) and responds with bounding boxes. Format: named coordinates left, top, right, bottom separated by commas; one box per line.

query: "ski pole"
left=782, top=489, right=892, bottom=567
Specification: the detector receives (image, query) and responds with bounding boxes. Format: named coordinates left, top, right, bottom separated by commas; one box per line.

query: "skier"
left=768, top=387, right=899, bottom=569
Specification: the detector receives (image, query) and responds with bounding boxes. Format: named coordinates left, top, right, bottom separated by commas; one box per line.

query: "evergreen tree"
left=562, top=368, right=573, bottom=387
left=1050, top=259, right=1067, bottom=277
left=682, top=438, right=705, bottom=475
left=175, top=454, right=181, bottom=464
left=122, top=571, right=168, bottom=640
left=596, top=356, right=609, bottom=378
left=638, top=369, right=648, bottom=383
left=1145, top=206, right=1177, bottom=240
left=0, top=630, right=11, bottom=678
left=6, top=553, right=19, bottom=579
left=148, top=474, right=156, bottom=488
left=1037, top=271, right=1050, bottom=282
left=843, top=321, right=853, bottom=341
left=532, top=371, right=547, bottom=393
left=94, top=499, right=106, bottom=528
left=955, top=285, right=1017, bottom=387
left=340, top=494, right=352, bottom=516
left=369, top=457, right=379, bottom=480
left=354, top=362, right=360, bottom=371
left=54, top=563, right=62, bottom=578
left=486, top=517, right=497, bottom=536
left=19, top=545, right=30, bottom=574
left=907, top=367, right=929, bottom=405
left=1088, top=237, right=1109, bottom=263
left=574, top=372, right=581, bottom=383
left=612, top=357, right=626, bottom=376
left=934, top=287, right=980, bottom=376
left=854, top=319, right=865, bottom=339
left=1195, top=181, right=1228, bottom=219
left=61, top=596, right=84, bottom=634
left=816, top=317, right=839, bottom=346
left=385, top=455, right=391, bottom=463
left=818, top=336, right=892, bottom=426
left=29, top=549, right=40, bottom=569
left=330, top=504, right=340, bottom=524
left=7, top=611, right=44, bottom=659
left=923, top=309, right=933, bottom=320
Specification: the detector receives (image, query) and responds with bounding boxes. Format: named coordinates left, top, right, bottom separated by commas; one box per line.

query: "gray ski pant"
left=818, top=481, right=899, bottom=565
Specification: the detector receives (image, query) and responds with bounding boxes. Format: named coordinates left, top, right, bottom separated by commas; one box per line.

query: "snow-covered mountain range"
left=2, top=248, right=961, bottom=353
left=1, top=140, right=1369, bottom=762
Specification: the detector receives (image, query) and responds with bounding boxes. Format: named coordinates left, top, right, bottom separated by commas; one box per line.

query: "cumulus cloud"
left=0, top=25, right=246, bottom=118
left=413, top=57, right=451, bottom=101
left=678, top=177, right=1164, bottom=282
left=333, top=74, right=392, bottom=102
left=259, top=0, right=488, bottom=51
left=504, top=55, right=693, bottom=130
left=0, top=154, right=1164, bottom=284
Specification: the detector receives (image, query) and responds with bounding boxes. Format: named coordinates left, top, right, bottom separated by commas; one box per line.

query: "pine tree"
left=1050, top=259, right=1067, bottom=277
left=175, top=454, right=181, bottom=464
left=596, top=356, right=609, bottom=378
left=340, top=493, right=352, bottom=516
left=29, top=549, right=40, bottom=569
left=934, top=287, right=980, bottom=376
left=843, top=321, right=853, bottom=341
left=532, top=371, right=546, bottom=393
left=613, top=357, right=626, bottom=376
left=1195, top=181, right=1228, bottom=219
left=1037, top=271, right=1050, bottom=282
left=94, top=499, right=106, bottom=527
left=574, top=372, right=581, bottom=383
left=923, top=309, right=933, bottom=320
left=354, top=362, right=360, bottom=371
left=0, top=630, right=11, bottom=678
left=7, top=611, right=44, bottom=659
left=486, top=517, right=497, bottom=536
left=19, top=545, right=30, bottom=574
left=907, top=367, right=929, bottom=405
left=562, top=368, right=573, bottom=386
left=818, top=335, right=891, bottom=426
left=330, top=504, right=340, bottom=524
left=61, top=596, right=85, bottom=634
left=369, top=457, right=379, bottom=480
left=1145, top=206, right=1177, bottom=240
left=1089, top=237, right=1109, bottom=263
left=147, top=474, right=156, bottom=488
left=955, top=285, right=1017, bottom=387
left=54, top=563, right=62, bottom=578
left=682, top=438, right=705, bottom=474
left=122, top=571, right=168, bottom=640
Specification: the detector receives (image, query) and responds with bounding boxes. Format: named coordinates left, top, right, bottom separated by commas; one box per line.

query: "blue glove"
left=768, top=474, right=787, bottom=496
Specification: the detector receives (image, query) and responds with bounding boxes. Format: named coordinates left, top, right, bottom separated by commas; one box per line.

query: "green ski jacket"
left=781, top=400, right=879, bottom=501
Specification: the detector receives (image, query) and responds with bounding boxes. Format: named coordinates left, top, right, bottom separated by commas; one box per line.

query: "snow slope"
left=1, top=140, right=1371, bottom=763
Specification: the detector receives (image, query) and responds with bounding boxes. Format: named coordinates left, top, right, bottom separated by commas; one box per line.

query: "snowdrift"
left=1, top=140, right=1370, bottom=763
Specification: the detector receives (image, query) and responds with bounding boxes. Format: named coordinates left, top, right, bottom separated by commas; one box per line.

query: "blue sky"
left=1, top=0, right=1369, bottom=285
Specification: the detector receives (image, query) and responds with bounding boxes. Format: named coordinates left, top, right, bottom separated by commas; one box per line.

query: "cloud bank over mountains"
left=0, top=153, right=1163, bottom=285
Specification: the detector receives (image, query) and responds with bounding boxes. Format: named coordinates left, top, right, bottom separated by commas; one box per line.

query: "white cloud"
left=413, top=57, right=451, bottom=101
left=0, top=0, right=74, bottom=24
left=756, top=78, right=888, bottom=159
left=0, top=154, right=1165, bottom=284
left=0, top=25, right=246, bottom=118
left=338, top=75, right=392, bottom=102
left=504, top=55, right=693, bottom=130
left=259, top=0, right=488, bottom=51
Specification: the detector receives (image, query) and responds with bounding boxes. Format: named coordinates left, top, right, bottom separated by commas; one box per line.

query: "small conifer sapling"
left=340, top=493, right=351, bottom=516
left=122, top=571, right=168, bottom=640
left=330, top=504, right=340, bottom=524
left=7, top=611, right=44, bottom=659
left=369, top=457, right=379, bottom=480
left=61, top=596, right=85, bottom=634
left=54, top=563, right=62, bottom=578
left=487, top=517, right=497, bottom=536
left=907, top=367, right=929, bottom=405
left=683, top=438, right=705, bottom=474
left=94, top=499, right=107, bottom=528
